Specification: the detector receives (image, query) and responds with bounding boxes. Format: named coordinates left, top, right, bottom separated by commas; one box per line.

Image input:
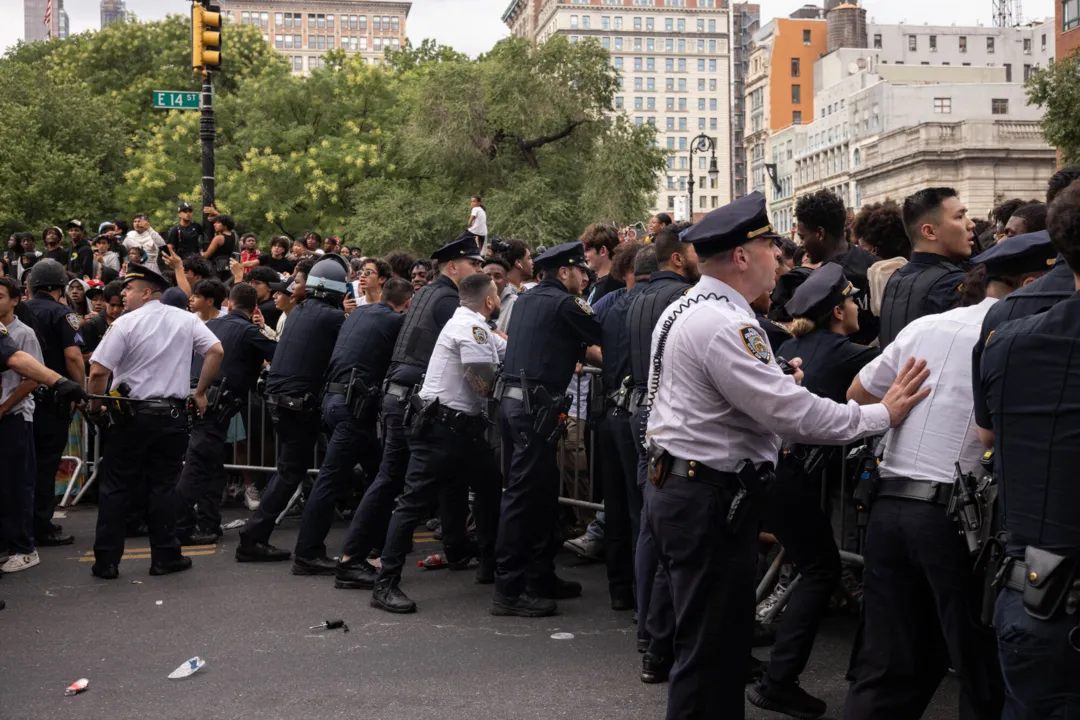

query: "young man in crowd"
left=261, top=237, right=294, bottom=275
left=247, top=267, right=283, bottom=327
left=166, top=202, right=204, bottom=258
left=359, top=258, right=391, bottom=305
left=124, top=213, right=166, bottom=269
left=239, top=234, right=261, bottom=276
left=80, top=281, right=125, bottom=362
left=67, top=221, right=94, bottom=280
left=581, top=223, right=623, bottom=304
left=189, top=279, right=228, bottom=323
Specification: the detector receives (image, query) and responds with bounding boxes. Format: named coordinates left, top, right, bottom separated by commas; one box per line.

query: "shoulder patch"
left=66, top=313, right=80, bottom=330
left=472, top=326, right=489, bottom=344
left=575, top=297, right=595, bottom=315
left=739, top=325, right=772, bottom=364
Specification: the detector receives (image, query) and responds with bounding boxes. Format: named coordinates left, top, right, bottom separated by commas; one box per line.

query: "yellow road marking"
left=77, top=549, right=217, bottom=562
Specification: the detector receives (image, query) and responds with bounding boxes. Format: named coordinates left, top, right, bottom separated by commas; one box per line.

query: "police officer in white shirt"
left=842, top=230, right=1057, bottom=720
left=371, top=273, right=506, bottom=614
left=87, top=264, right=223, bottom=581
left=644, top=192, right=931, bottom=720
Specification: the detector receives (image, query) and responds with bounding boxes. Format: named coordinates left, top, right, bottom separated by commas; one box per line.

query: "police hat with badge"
left=970, top=230, right=1057, bottom=280
left=785, top=263, right=859, bottom=320
left=679, top=191, right=784, bottom=256
left=122, top=263, right=170, bottom=293
left=533, top=241, right=588, bottom=272
left=432, top=232, right=485, bottom=263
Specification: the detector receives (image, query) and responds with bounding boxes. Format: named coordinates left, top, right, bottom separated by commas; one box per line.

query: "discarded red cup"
left=65, top=678, right=89, bottom=696
left=418, top=554, right=447, bottom=570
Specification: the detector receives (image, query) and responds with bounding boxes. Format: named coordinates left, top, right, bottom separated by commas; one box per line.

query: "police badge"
left=472, top=326, right=489, bottom=344
left=66, top=313, right=80, bottom=330
left=739, top=326, right=771, bottom=364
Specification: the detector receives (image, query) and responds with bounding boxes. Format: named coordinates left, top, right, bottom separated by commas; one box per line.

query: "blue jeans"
left=995, top=587, right=1080, bottom=719
left=586, top=511, right=606, bottom=542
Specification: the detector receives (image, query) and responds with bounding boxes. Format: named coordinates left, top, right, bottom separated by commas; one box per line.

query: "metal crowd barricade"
left=555, top=366, right=603, bottom=513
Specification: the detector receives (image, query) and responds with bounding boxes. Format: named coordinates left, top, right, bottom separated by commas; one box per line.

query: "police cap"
left=679, top=192, right=780, bottom=255
left=122, top=263, right=170, bottom=292
left=970, top=229, right=1057, bottom=278
left=784, top=263, right=859, bottom=319
left=26, top=259, right=69, bottom=289
left=432, top=232, right=484, bottom=263
left=533, top=241, right=587, bottom=272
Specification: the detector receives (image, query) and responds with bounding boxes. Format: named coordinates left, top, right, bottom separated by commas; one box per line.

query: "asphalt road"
left=0, top=506, right=960, bottom=720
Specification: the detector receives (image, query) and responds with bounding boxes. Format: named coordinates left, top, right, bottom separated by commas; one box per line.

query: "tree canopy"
left=1026, top=49, right=1080, bottom=165
left=2, top=18, right=664, bottom=253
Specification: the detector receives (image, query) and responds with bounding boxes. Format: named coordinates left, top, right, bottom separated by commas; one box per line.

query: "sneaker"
left=563, top=534, right=604, bottom=560
left=244, top=484, right=261, bottom=511
left=1, top=551, right=40, bottom=573
left=747, top=677, right=827, bottom=719
left=756, top=569, right=793, bottom=623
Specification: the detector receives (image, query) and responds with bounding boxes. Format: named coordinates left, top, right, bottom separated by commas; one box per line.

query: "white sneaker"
left=1, top=551, right=40, bottom=573
left=756, top=579, right=790, bottom=623
left=563, top=534, right=604, bottom=560
left=244, top=484, right=261, bottom=511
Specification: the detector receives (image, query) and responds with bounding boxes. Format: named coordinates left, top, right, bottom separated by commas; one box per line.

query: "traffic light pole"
left=200, top=71, right=215, bottom=215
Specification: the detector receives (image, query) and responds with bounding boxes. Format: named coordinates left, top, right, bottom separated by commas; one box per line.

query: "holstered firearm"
left=848, top=444, right=880, bottom=531
left=400, top=384, right=422, bottom=427
left=726, top=459, right=768, bottom=535
left=611, top=375, right=633, bottom=412
left=948, top=461, right=986, bottom=556
left=648, top=448, right=673, bottom=488
left=344, top=369, right=381, bottom=422
left=531, top=384, right=572, bottom=446
left=92, top=381, right=136, bottom=428
left=408, top=394, right=439, bottom=440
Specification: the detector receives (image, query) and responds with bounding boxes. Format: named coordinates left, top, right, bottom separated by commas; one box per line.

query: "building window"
left=934, top=97, right=952, bottom=114
left=647, top=77, right=655, bottom=91
left=929, top=35, right=937, bottom=51
left=908, top=35, right=917, bottom=51
left=647, top=58, right=655, bottom=71
left=987, top=37, right=995, bottom=53
left=391, top=16, right=400, bottom=32
left=710, top=78, right=717, bottom=91
left=1024, top=63, right=1033, bottom=80
left=1023, top=37, right=1032, bottom=54
left=678, top=78, right=686, bottom=91
left=275, top=12, right=283, bottom=26
left=615, top=37, right=622, bottom=50
left=679, top=117, right=687, bottom=130
left=372, top=15, right=380, bottom=31
left=791, top=84, right=801, bottom=104
left=1005, top=63, right=1012, bottom=82
left=614, top=16, right=622, bottom=30
left=293, top=56, right=303, bottom=72
left=327, top=14, right=334, bottom=29
left=1042, top=33, right=1047, bottom=49
left=633, top=16, right=641, bottom=30
left=677, top=17, right=685, bottom=32
left=697, top=59, right=705, bottom=71
left=667, top=196, right=675, bottom=210
left=647, top=38, right=654, bottom=51
left=791, top=58, right=800, bottom=77
left=803, top=29, right=811, bottom=45
left=793, top=111, right=802, bottom=125
left=570, top=15, right=578, bottom=28
left=601, top=15, right=610, bottom=29
left=601, top=37, right=610, bottom=49
left=359, top=16, right=367, bottom=31
left=959, top=36, right=967, bottom=52
left=581, top=15, right=590, bottom=28
left=992, top=98, right=1009, bottom=114
left=615, top=96, right=624, bottom=109
left=646, top=17, right=654, bottom=30
left=872, top=33, right=882, bottom=49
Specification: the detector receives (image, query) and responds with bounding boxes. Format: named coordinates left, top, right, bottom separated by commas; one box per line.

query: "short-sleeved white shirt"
left=92, top=300, right=220, bottom=400
left=469, top=206, right=488, bottom=236
left=859, top=297, right=997, bottom=484
left=419, top=306, right=505, bottom=415
left=646, top=275, right=891, bottom=471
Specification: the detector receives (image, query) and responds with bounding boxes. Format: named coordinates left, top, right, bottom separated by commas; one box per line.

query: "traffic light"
left=191, top=1, right=222, bottom=73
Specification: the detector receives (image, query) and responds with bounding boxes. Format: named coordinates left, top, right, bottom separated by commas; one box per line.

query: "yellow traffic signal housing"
left=191, top=3, right=222, bottom=72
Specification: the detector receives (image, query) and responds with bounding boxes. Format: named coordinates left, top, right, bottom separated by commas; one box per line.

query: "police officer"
left=371, top=273, right=506, bottom=613
left=236, top=258, right=348, bottom=562
left=644, top=192, right=929, bottom=720
left=794, top=189, right=880, bottom=344
left=625, top=223, right=698, bottom=669
left=24, top=259, right=85, bottom=547
left=878, top=187, right=973, bottom=347
left=746, top=265, right=880, bottom=718
left=975, top=182, right=1080, bottom=717
left=337, top=236, right=482, bottom=571
left=291, top=277, right=412, bottom=581
left=175, top=282, right=278, bottom=546
left=493, top=241, right=602, bottom=617
left=87, top=264, right=223, bottom=579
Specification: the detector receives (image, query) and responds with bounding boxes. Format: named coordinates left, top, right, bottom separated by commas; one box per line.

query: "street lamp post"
left=687, top=134, right=720, bottom=221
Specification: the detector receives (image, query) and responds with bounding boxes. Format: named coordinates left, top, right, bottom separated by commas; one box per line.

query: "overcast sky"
left=2, top=0, right=1055, bottom=57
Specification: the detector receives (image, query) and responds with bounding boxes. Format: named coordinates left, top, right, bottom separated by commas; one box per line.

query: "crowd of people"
left=1, top=170, right=1079, bottom=720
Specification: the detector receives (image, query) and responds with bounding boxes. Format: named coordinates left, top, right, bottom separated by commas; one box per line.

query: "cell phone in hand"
left=231, top=252, right=241, bottom=262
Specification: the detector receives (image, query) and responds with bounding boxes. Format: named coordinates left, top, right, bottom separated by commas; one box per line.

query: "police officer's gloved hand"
left=52, top=377, right=89, bottom=404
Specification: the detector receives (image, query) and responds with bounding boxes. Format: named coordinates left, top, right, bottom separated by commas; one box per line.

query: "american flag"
left=44, top=0, right=53, bottom=37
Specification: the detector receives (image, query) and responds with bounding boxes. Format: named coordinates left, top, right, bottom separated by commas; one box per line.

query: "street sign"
left=152, top=90, right=200, bottom=110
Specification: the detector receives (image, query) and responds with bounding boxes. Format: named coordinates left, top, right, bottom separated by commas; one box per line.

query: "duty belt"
left=431, top=405, right=488, bottom=436
left=383, top=381, right=413, bottom=401
left=325, top=382, right=350, bottom=396
left=876, top=477, right=952, bottom=506
left=132, top=398, right=187, bottom=416
left=668, top=458, right=741, bottom=493
left=265, top=393, right=315, bottom=412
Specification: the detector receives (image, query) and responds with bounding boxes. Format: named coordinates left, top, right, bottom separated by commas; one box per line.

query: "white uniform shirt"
left=859, top=297, right=997, bottom=484
left=419, top=306, right=506, bottom=415
left=92, top=300, right=219, bottom=400
left=469, top=206, right=488, bottom=236
left=0, top=318, right=42, bottom=421
left=646, top=275, right=891, bottom=472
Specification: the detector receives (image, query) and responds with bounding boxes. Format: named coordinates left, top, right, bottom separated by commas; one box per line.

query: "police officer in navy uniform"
left=336, top=236, right=482, bottom=570
left=625, top=223, right=699, bottom=668
left=493, top=241, right=603, bottom=618
left=975, top=180, right=1080, bottom=717
left=290, top=278, right=412, bottom=582
left=644, top=192, right=929, bottom=720
left=879, top=187, right=974, bottom=347
left=236, top=258, right=348, bottom=562
left=23, top=259, right=85, bottom=547
left=747, top=264, right=880, bottom=718
left=175, top=282, right=278, bottom=546
left=87, top=264, right=223, bottom=579
left=371, top=273, right=506, bottom=613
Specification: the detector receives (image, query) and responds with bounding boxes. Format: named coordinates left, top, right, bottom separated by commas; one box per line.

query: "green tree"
left=1026, top=49, right=1080, bottom=163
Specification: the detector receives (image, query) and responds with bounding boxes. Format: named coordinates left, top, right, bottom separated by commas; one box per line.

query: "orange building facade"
left=768, top=18, right=828, bottom=131
left=1057, top=0, right=1080, bottom=59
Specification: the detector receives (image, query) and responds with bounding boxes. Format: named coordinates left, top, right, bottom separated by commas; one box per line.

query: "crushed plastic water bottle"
left=65, top=678, right=89, bottom=696
left=550, top=632, right=575, bottom=640
left=168, top=656, right=206, bottom=679
left=417, top=554, right=447, bottom=570
left=220, top=519, right=246, bottom=531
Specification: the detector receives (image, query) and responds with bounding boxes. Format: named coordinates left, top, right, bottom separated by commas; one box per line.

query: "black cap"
left=679, top=192, right=776, bottom=255
left=122, top=264, right=170, bottom=292
left=178, top=202, right=193, bottom=213
left=432, top=232, right=484, bottom=263
left=970, top=230, right=1057, bottom=278
left=533, top=241, right=587, bottom=271
left=67, top=219, right=84, bottom=230
left=784, top=263, right=859, bottom=319
left=269, top=279, right=294, bottom=296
